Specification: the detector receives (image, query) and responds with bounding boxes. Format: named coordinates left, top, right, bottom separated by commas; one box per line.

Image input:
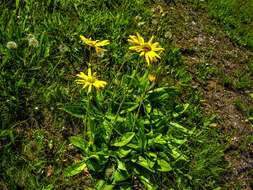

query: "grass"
left=0, top=0, right=252, bottom=189
left=207, top=0, right=253, bottom=50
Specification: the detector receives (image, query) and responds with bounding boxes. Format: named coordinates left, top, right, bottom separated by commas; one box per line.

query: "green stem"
left=113, top=60, right=141, bottom=127
left=86, top=94, right=93, bottom=144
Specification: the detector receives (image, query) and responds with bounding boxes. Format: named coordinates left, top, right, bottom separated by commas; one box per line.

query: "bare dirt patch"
left=160, top=2, right=253, bottom=189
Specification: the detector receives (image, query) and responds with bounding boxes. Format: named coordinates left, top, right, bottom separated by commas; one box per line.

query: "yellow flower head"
left=128, top=33, right=164, bottom=66
left=80, top=35, right=110, bottom=55
left=148, top=74, right=156, bottom=82
left=75, top=68, right=107, bottom=94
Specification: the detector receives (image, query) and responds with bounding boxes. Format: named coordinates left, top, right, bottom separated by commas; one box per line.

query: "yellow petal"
left=128, top=35, right=140, bottom=45
left=148, top=36, right=154, bottom=44
left=145, top=54, right=150, bottom=66
left=153, top=47, right=164, bottom=52
left=88, top=68, right=92, bottom=77
left=76, top=72, right=88, bottom=80
left=129, top=46, right=143, bottom=52
left=152, top=51, right=161, bottom=59
left=88, top=84, right=92, bottom=93
left=82, top=83, right=89, bottom=89
left=137, top=33, right=145, bottom=44
left=80, top=35, right=87, bottom=43
left=93, top=80, right=107, bottom=89
left=140, top=52, right=145, bottom=57
left=95, top=47, right=106, bottom=54
left=96, top=40, right=110, bottom=47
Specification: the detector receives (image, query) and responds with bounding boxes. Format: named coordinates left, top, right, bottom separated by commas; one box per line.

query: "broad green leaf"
left=135, top=156, right=155, bottom=172
left=69, top=136, right=86, bottom=151
left=106, top=114, right=125, bottom=122
left=64, top=161, right=86, bottom=177
left=171, top=138, right=187, bottom=145
left=117, top=149, right=132, bottom=158
left=63, top=105, right=85, bottom=118
left=146, top=152, right=157, bottom=160
left=145, top=103, right=152, bottom=113
left=168, top=143, right=188, bottom=161
left=170, top=122, right=193, bottom=134
left=139, top=176, right=155, bottom=190
left=157, top=159, right=172, bottom=172
left=112, top=170, right=128, bottom=183
left=126, top=143, right=139, bottom=150
left=112, top=132, right=135, bottom=147
left=117, top=160, right=127, bottom=171
left=96, top=180, right=114, bottom=190
left=42, top=184, right=53, bottom=190
left=148, top=134, right=166, bottom=145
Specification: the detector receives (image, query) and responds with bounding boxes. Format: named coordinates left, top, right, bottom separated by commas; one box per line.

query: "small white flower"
left=6, top=41, right=17, bottom=49
left=28, top=38, right=39, bottom=47
left=137, top=21, right=145, bottom=27
left=134, top=15, right=142, bottom=21
left=152, top=19, right=159, bottom=25
left=164, top=31, right=172, bottom=39
left=58, top=44, right=69, bottom=53
left=27, top=34, right=35, bottom=39
left=97, top=49, right=105, bottom=58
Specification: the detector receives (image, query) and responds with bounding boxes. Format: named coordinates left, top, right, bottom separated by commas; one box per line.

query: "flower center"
left=87, top=76, right=96, bottom=83
left=142, top=44, right=152, bottom=52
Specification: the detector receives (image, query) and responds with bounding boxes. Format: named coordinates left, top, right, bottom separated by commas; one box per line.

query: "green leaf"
left=44, top=46, right=50, bottom=57
left=96, top=180, right=114, bottom=190
left=157, top=159, right=172, bottom=172
left=42, top=184, right=53, bottom=190
left=117, top=149, right=132, bottom=158
left=15, top=0, right=20, bottom=8
left=135, top=156, right=155, bottom=172
left=173, top=103, right=189, bottom=117
left=148, top=134, right=166, bottom=145
left=64, top=161, right=86, bottom=177
left=106, top=114, right=125, bottom=122
left=69, top=136, right=86, bottom=151
left=145, top=102, right=152, bottom=113
left=170, top=122, right=193, bottom=134
left=120, top=103, right=139, bottom=114
left=42, top=184, right=54, bottom=190
left=63, top=105, right=86, bottom=118
left=139, top=176, right=155, bottom=190
left=112, top=169, right=128, bottom=183
left=112, top=132, right=135, bottom=147
left=171, top=138, right=187, bottom=145
left=168, top=143, right=188, bottom=161
left=117, top=160, right=127, bottom=171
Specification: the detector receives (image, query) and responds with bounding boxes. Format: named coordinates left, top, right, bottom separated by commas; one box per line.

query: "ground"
left=161, top=2, right=253, bottom=189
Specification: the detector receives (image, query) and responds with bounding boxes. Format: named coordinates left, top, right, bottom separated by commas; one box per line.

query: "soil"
left=158, top=2, right=253, bottom=189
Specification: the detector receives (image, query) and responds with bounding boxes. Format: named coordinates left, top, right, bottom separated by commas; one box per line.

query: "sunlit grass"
left=1, top=0, right=249, bottom=189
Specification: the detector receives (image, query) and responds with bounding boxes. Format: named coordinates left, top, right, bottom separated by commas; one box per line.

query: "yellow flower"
left=148, top=74, right=156, bottom=82
left=128, top=33, right=164, bottom=66
left=75, top=68, right=107, bottom=94
left=80, top=35, right=110, bottom=54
